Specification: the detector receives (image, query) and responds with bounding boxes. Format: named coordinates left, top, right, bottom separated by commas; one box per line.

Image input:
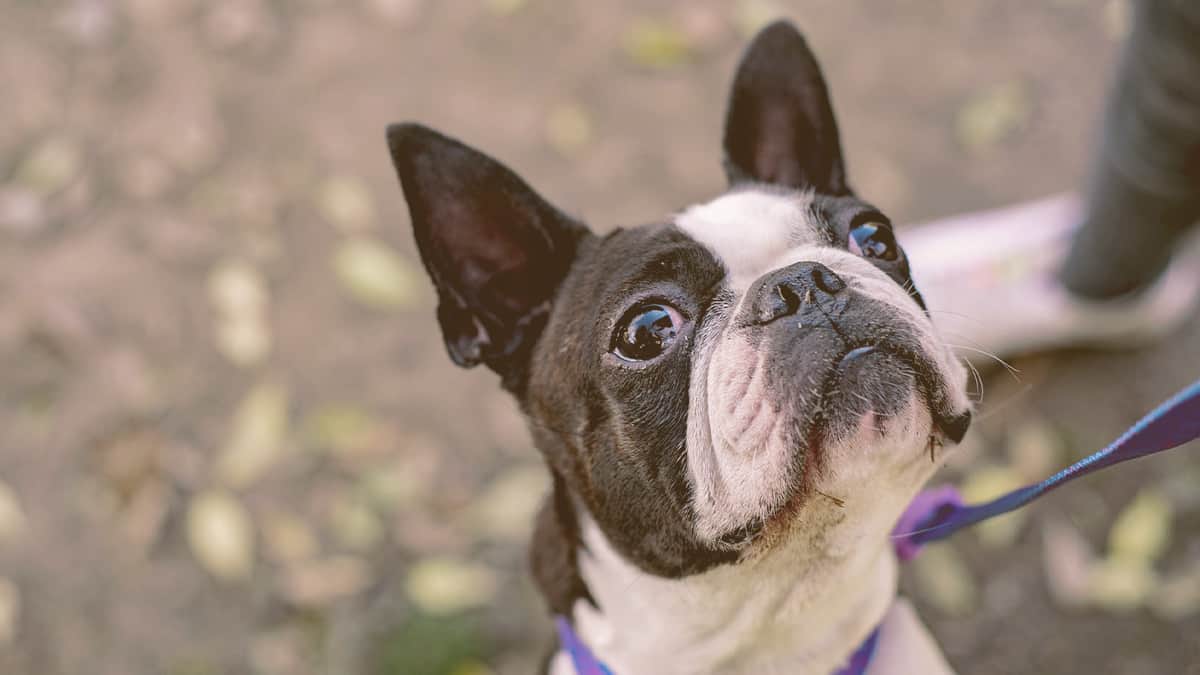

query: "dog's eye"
left=613, top=303, right=682, bottom=362
left=848, top=222, right=898, bottom=261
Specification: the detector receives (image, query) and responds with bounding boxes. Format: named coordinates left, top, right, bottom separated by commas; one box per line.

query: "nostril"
left=810, top=264, right=846, bottom=295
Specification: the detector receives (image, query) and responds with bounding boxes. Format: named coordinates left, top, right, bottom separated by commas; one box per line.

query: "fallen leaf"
left=359, top=458, right=426, bottom=511
left=407, top=557, right=498, bottom=615
left=280, top=556, right=371, bottom=607
left=0, top=577, right=18, bottom=644
left=468, top=465, right=548, bottom=541
left=329, top=496, right=384, bottom=552
left=332, top=237, right=421, bottom=310
left=1042, top=516, right=1097, bottom=609
left=0, top=480, right=27, bottom=542
left=1108, top=490, right=1172, bottom=564
left=208, top=259, right=268, bottom=317
left=187, top=490, right=255, bottom=581
left=216, top=382, right=289, bottom=488
left=956, top=82, right=1031, bottom=154
left=485, top=0, right=527, bottom=16
left=1005, top=420, right=1061, bottom=481
left=1087, top=556, right=1156, bottom=612
left=545, top=103, right=593, bottom=156
left=960, top=465, right=1027, bottom=548
left=208, top=259, right=271, bottom=366
left=215, top=315, right=271, bottom=367
left=303, top=404, right=379, bottom=455
left=623, top=19, right=693, bottom=69
left=16, top=136, right=83, bottom=195
left=317, top=176, right=376, bottom=233
left=911, top=545, right=978, bottom=616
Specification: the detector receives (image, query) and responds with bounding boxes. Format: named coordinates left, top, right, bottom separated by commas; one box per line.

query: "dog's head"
left=387, top=21, right=970, bottom=595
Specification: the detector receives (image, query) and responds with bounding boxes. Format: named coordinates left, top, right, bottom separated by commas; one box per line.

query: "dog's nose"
left=746, top=261, right=847, bottom=325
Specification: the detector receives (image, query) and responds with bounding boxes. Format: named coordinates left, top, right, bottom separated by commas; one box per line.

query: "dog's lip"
left=728, top=340, right=967, bottom=551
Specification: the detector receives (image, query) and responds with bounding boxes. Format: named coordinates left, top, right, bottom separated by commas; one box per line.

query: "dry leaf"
left=280, top=556, right=371, bottom=607
left=960, top=465, right=1027, bottom=548
left=208, top=259, right=271, bottom=366
left=468, top=465, right=548, bottom=541
left=187, top=490, right=255, bottom=581
left=215, top=314, right=271, bottom=366
left=956, top=82, right=1031, bottom=154
left=407, top=557, right=498, bottom=615
left=332, top=237, right=420, bottom=310
left=304, top=404, right=379, bottom=456
left=330, top=496, right=384, bottom=552
left=0, top=481, right=27, bottom=542
left=485, top=0, right=527, bottom=16
left=1006, top=420, right=1061, bottom=481
left=216, top=382, right=289, bottom=488
left=545, top=103, right=593, bottom=156
left=209, top=259, right=268, bottom=315
left=1087, top=557, right=1156, bottom=612
left=911, top=545, right=978, bottom=616
left=624, top=19, right=693, bottom=69
left=317, top=176, right=376, bottom=233
left=16, top=136, right=83, bottom=195
left=1107, top=490, right=1172, bottom=564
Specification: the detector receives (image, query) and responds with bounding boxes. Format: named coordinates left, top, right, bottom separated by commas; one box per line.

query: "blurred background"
left=1, top=0, right=1199, bottom=673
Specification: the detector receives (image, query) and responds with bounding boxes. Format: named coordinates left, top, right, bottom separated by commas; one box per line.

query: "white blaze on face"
left=675, top=187, right=968, bottom=544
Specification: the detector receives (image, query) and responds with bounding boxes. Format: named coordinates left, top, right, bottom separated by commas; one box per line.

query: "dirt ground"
left=1, top=1, right=1199, bottom=674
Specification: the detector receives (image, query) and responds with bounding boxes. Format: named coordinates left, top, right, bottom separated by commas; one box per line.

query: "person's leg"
left=1061, top=0, right=1200, bottom=298
left=904, top=0, right=1200, bottom=360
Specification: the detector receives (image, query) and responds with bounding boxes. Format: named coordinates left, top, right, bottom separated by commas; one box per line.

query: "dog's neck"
left=564, top=508, right=898, bottom=675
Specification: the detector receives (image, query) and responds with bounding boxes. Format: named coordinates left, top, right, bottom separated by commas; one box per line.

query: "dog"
left=385, top=20, right=973, bottom=675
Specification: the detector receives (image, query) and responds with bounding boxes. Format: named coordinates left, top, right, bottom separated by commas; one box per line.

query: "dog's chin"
left=724, top=345, right=948, bottom=554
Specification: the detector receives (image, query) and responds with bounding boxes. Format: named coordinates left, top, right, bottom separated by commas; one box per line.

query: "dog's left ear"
left=722, top=20, right=850, bottom=195
left=386, top=123, right=591, bottom=392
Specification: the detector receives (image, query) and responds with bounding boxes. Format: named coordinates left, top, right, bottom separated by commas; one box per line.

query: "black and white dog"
left=387, top=20, right=973, bottom=675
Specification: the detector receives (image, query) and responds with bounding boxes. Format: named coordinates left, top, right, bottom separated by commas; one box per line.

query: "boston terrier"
left=386, top=20, right=973, bottom=675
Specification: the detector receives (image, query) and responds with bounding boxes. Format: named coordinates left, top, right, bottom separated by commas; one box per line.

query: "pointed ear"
left=386, top=123, right=591, bottom=389
left=722, top=20, right=850, bottom=195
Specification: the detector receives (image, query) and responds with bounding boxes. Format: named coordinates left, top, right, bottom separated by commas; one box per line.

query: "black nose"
left=746, top=261, right=848, bottom=326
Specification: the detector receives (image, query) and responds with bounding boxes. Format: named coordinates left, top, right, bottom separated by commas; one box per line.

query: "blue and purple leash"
left=557, top=378, right=1200, bottom=675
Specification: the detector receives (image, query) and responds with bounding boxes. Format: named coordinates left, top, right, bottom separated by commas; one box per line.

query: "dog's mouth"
left=716, top=341, right=969, bottom=550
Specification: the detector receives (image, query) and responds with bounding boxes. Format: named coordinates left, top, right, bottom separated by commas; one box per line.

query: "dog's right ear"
left=722, top=20, right=850, bottom=195
left=386, top=123, right=591, bottom=390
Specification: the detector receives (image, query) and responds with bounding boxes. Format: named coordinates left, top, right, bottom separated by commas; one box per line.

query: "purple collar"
left=556, top=379, right=1200, bottom=675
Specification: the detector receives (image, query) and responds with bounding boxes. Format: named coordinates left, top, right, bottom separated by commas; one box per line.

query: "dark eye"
left=613, top=303, right=683, bottom=362
left=849, top=222, right=898, bottom=261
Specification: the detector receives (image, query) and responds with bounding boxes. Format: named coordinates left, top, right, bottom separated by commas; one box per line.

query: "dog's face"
left=387, top=22, right=971, bottom=600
